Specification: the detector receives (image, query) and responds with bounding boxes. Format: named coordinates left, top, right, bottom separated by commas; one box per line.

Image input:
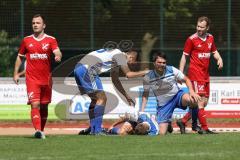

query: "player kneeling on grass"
left=141, top=51, right=201, bottom=135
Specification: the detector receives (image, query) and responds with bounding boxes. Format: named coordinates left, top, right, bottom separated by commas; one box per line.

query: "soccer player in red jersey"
left=177, top=16, right=223, bottom=134
left=13, top=14, right=62, bottom=139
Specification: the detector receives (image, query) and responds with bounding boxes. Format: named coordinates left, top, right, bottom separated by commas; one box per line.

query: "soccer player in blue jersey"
left=141, top=51, right=201, bottom=135
left=134, top=112, right=159, bottom=135
left=74, top=48, right=148, bottom=135
left=108, top=112, right=159, bottom=136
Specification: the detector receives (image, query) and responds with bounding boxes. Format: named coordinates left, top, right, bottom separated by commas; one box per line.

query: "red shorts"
left=26, top=82, right=52, bottom=104
left=191, top=81, right=210, bottom=98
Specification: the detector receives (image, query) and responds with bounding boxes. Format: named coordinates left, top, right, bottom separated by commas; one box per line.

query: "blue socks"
left=90, top=105, right=105, bottom=134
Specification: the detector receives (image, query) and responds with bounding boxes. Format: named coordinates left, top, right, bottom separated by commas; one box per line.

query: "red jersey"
left=18, top=34, right=59, bottom=85
left=183, top=33, right=217, bottom=82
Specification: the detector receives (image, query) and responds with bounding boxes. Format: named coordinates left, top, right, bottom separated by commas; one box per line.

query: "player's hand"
left=55, top=55, right=61, bottom=62
left=144, top=68, right=150, bottom=75
left=217, top=59, right=223, bottom=70
left=122, top=112, right=138, bottom=121
left=13, top=74, right=20, bottom=85
left=189, top=91, right=201, bottom=103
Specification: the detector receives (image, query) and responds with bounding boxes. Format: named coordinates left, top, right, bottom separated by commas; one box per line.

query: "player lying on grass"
left=79, top=112, right=159, bottom=136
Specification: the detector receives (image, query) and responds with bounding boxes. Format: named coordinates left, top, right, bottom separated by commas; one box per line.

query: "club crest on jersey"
left=42, top=43, right=49, bottom=50
left=208, top=43, right=212, bottom=49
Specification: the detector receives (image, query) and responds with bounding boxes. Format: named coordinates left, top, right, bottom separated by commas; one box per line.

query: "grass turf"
left=0, top=105, right=58, bottom=120
left=0, top=133, right=239, bottom=160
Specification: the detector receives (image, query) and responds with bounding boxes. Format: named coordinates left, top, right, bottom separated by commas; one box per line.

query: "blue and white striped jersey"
left=79, top=49, right=127, bottom=75
left=143, top=66, right=185, bottom=106
left=138, top=112, right=159, bottom=135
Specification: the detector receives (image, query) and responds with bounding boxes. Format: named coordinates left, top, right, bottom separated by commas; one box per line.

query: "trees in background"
left=0, top=0, right=239, bottom=76
left=0, top=30, right=20, bottom=76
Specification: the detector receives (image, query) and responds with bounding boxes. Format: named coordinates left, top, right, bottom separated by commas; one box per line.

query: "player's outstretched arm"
left=121, top=65, right=148, bottom=78
left=13, top=55, right=24, bottom=84
left=108, top=118, right=126, bottom=130
left=110, top=65, right=135, bottom=106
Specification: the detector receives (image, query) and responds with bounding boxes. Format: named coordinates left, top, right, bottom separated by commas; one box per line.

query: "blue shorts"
left=156, top=90, right=186, bottom=123
left=74, top=64, right=103, bottom=94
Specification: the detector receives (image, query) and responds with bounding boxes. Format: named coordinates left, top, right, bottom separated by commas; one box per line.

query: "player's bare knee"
left=31, top=102, right=40, bottom=109
left=95, top=92, right=107, bottom=105
left=188, top=100, right=198, bottom=108
left=181, top=94, right=191, bottom=107
left=159, top=130, right=167, bottom=135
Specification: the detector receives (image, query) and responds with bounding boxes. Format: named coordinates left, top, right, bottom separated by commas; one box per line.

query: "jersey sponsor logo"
left=42, top=43, right=49, bottom=50
left=198, top=52, right=210, bottom=59
left=30, top=53, right=48, bottom=60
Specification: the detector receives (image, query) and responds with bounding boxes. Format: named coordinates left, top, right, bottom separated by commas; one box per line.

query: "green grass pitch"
left=0, top=133, right=240, bottom=160
left=0, top=105, right=58, bottom=120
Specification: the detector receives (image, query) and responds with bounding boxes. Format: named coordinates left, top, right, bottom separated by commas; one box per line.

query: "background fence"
left=0, top=0, right=240, bottom=76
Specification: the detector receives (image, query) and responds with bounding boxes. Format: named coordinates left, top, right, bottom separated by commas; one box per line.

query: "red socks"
left=198, top=108, right=208, bottom=130
left=40, top=108, right=48, bottom=131
left=31, top=107, right=48, bottom=131
left=182, top=112, right=191, bottom=124
left=31, top=108, right=41, bottom=131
